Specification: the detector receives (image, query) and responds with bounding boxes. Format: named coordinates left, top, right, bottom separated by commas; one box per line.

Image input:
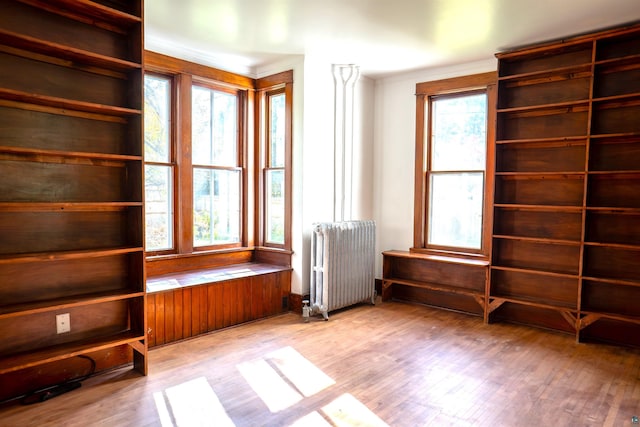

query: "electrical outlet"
left=56, top=313, right=70, bottom=334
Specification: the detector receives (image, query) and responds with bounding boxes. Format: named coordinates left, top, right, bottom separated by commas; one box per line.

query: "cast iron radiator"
left=309, top=220, right=376, bottom=320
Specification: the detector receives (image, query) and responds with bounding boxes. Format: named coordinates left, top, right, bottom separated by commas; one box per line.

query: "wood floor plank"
left=1, top=300, right=639, bottom=426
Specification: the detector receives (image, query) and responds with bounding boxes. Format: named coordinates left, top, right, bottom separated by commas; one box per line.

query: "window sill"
left=407, top=248, right=490, bottom=266
left=146, top=262, right=292, bottom=293
left=146, top=246, right=252, bottom=262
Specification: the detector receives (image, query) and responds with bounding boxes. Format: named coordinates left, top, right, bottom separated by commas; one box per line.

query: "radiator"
left=308, top=220, right=376, bottom=320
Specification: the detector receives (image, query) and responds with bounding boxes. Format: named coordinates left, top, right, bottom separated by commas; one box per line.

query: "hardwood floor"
left=1, top=300, right=640, bottom=426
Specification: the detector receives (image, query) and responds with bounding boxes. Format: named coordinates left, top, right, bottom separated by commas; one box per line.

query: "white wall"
left=372, top=58, right=497, bottom=277
left=259, top=54, right=498, bottom=292
left=353, top=76, right=375, bottom=221
left=258, top=56, right=377, bottom=296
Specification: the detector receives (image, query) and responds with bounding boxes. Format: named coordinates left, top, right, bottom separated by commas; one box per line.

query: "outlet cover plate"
left=56, top=313, right=70, bottom=334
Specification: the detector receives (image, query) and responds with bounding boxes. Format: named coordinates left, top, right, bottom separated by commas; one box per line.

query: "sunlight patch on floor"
left=288, top=411, right=333, bottom=426
left=322, top=393, right=390, bottom=427
left=153, top=346, right=388, bottom=425
left=237, top=357, right=304, bottom=412
left=154, top=377, right=235, bottom=427
left=266, top=346, right=336, bottom=397
left=237, top=346, right=336, bottom=412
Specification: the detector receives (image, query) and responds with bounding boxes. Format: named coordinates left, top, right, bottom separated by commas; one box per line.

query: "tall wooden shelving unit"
left=0, top=0, right=147, bottom=388
left=490, top=23, right=640, bottom=346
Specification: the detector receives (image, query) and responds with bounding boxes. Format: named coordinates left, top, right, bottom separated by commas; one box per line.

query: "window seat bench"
left=146, top=262, right=292, bottom=347
left=382, top=250, right=489, bottom=318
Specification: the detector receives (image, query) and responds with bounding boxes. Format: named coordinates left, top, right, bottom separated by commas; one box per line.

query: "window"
left=428, top=92, right=486, bottom=249
left=258, top=72, right=293, bottom=250
left=144, top=74, right=174, bottom=252
left=144, top=56, right=248, bottom=258
left=265, top=90, right=286, bottom=244
left=414, top=73, right=496, bottom=257
left=192, top=85, right=241, bottom=247
left=144, top=52, right=293, bottom=269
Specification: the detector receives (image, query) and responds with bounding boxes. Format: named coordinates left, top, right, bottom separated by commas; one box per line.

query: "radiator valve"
left=302, top=300, right=310, bottom=322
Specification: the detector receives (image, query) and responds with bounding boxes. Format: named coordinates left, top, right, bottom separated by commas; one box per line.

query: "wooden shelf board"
left=383, top=250, right=489, bottom=267
left=0, top=145, right=141, bottom=161
left=0, top=246, right=143, bottom=265
left=588, top=171, right=640, bottom=177
left=580, top=310, right=640, bottom=326
left=590, top=132, right=640, bottom=139
left=0, top=331, right=144, bottom=375
left=493, top=235, right=581, bottom=246
left=497, top=99, right=589, bottom=114
left=384, top=277, right=484, bottom=298
left=583, top=241, right=640, bottom=251
left=592, top=92, right=640, bottom=104
left=0, top=29, right=141, bottom=72
left=587, top=170, right=640, bottom=176
left=0, top=145, right=142, bottom=163
left=0, top=291, right=145, bottom=319
left=496, top=136, right=587, bottom=145
left=498, top=63, right=593, bottom=81
left=595, top=53, right=640, bottom=67
left=489, top=294, right=578, bottom=312
left=0, top=202, right=142, bottom=212
left=0, top=88, right=141, bottom=117
left=17, top=0, right=141, bottom=26
left=490, top=265, right=579, bottom=279
left=582, top=276, right=640, bottom=288
left=495, top=171, right=585, bottom=176
left=494, top=204, right=583, bottom=212
left=585, top=206, right=640, bottom=214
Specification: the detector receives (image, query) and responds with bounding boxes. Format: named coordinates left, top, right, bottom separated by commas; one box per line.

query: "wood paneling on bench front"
left=147, top=264, right=291, bottom=347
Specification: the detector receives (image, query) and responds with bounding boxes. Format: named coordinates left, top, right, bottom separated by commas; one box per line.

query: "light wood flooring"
left=1, top=300, right=640, bottom=426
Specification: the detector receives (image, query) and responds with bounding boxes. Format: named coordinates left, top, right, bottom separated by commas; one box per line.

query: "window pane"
left=144, top=75, right=170, bottom=163
left=428, top=172, right=484, bottom=249
left=269, top=93, right=285, bottom=168
left=145, top=165, right=173, bottom=251
left=192, top=86, right=237, bottom=166
left=431, top=94, right=486, bottom=171
left=193, top=168, right=240, bottom=246
left=266, top=169, right=284, bottom=244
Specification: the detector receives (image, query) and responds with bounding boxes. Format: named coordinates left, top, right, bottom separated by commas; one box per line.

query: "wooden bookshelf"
left=491, top=22, right=640, bottom=346
left=0, top=0, right=146, bottom=399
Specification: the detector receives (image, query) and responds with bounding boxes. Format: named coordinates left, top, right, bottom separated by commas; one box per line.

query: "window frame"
left=143, top=72, right=177, bottom=256
left=257, top=72, right=293, bottom=251
left=413, top=72, right=497, bottom=259
left=144, top=52, right=254, bottom=264
left=143, top=51, right=293, bottom=273
left=191, top=80, right=244, bottom=251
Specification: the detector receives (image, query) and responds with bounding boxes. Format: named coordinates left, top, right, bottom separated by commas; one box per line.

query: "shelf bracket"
left=560, top=311, right=578, bottom=330
left=381, top=280, right=393, bottom=301
left=487, top=297, right=506, bottom=314
left=473, top=295, right=485, bottom=310
left=579, top=313, right=602, bottom=330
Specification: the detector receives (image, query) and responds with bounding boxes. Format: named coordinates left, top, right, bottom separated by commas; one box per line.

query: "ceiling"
left=145, top=0, right=640, bottom=79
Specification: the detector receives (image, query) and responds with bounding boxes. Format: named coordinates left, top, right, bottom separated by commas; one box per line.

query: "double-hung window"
left=144, top=74, right=174, bottom=252
left=192, top=84, right=241, bottom=248
left=264, top=89, right=286, bottom=245
left=258, top=72, right=293, bottom=250
left=414, top=73, right=496, bottom=257
left=143, top=52, right=292, bottom=268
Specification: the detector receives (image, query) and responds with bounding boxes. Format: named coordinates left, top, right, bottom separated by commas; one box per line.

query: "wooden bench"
left=382, top=250, right=489, bottom=318
left=146, top=262, right=292, bottom=347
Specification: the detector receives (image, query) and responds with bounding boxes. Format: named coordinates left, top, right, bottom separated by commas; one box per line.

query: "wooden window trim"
left=144, top=51, right=293, bottom=272
left=412, top=72, right=497, bottom=260
left=144, top=52, right=253, bottom=271
left=256, top=71, right=293, bottom=252
left=190, top=79, right=244, bottom=251
left=144, top=71, right=178, bottom=257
